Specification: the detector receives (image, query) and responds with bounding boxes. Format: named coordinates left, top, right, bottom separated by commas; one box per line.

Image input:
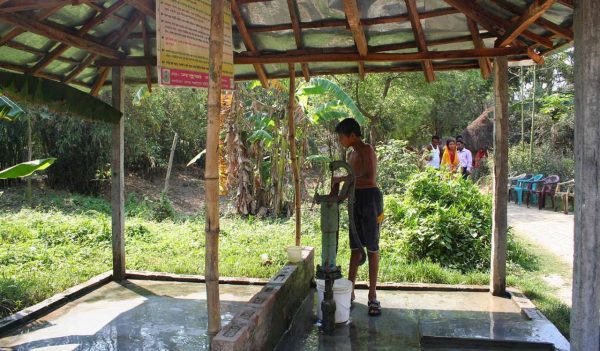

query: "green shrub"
left=152, top=193, right=176, bottom=222
left=384, top=169, right=492, bottom=271
left=509, top=144, right=574, bottom=181
left=376, top=139, right=421, bottom=194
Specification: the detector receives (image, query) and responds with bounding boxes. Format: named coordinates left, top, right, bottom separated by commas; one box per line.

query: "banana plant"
left=0, top=158, right=56, bottom=179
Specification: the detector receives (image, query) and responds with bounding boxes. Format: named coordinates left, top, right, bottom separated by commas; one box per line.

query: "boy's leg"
left=348, top=249, right=362, bottom=301
left=367, top=251, right=379, bottom=301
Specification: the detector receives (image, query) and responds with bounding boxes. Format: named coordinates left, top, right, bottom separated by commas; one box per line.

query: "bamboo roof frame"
left=0, top=0, right=573, bottom=94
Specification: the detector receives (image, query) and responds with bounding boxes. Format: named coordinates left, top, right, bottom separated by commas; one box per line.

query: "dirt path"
left=126, top=166, right=206, bottom=215
left=508, top=202, right=574, bottom=306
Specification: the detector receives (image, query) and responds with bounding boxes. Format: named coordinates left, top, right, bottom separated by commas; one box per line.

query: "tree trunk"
left=163, top=132, right=179, bottom=194
left=205, top=0, right=224, bottom=336
left=288, top=65, right=302, bottom=246
left=111, top=67, right=126, bottom=281
left=491, top=57, right=509, bottom=297
left=26, top=113, right=32, bottom=206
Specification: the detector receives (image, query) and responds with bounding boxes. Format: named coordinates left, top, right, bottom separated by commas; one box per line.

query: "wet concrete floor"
left=0, top=280, right=262, bottom=351
left=275, top=289, right=570, bottom=351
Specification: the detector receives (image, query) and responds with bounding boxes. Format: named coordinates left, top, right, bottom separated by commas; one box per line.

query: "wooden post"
left=288, top=64, right=301, bottom=246
left=571, top=1, right=600, bottom=349
left=490, top=57, right=508, bottom=296
left=163, top=132, right=179, bottom=194
left=205, top=0, right=224, bottom=336
left=111, top=67, right=126, bottom=281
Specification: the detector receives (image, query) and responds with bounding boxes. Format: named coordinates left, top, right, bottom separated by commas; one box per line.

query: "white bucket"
left=287, top=246, right=303, bottom=263
left=316, top=278, right=352, bottom=323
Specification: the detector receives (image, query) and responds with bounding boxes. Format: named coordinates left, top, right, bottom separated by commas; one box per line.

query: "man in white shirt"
left=425, top=135, right=441, bottom=169
left=456, top=140, right=472, bottom=180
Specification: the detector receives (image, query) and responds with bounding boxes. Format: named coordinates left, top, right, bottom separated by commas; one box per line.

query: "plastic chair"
left=508, top=173, right=528, bottom=202
left=513, top=174, right=544, bottom=206
left=526, top=175, right=560, bottom=209
left=554, top=179, right=575, bottom=214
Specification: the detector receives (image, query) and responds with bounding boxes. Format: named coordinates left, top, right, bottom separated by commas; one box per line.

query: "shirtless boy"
left=333, top=118, right=383, bottom=316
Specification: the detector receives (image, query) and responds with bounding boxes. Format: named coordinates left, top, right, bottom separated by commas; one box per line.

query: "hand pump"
left=314, top=160, right=361, bottom=332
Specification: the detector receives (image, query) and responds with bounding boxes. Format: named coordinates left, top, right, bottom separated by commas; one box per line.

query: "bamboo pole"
left=205, top=0, right=224, bottom=336
left=288, top=64, right=301, bottom=246
left=163, top=132, right=179, bottom=194
left=529, top=64, right=536, bottom=163
left=520, top=66, right=525, bottom=152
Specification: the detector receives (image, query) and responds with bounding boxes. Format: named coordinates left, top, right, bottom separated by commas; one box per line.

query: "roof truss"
left=0, top=0, right=573, bottom=92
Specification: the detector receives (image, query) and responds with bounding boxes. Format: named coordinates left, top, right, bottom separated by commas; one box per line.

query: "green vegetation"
left=0, top=188, right=570, bottom=337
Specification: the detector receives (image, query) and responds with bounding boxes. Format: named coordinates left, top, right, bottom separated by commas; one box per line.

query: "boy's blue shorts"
left=350, top=187, right=384, bottom=253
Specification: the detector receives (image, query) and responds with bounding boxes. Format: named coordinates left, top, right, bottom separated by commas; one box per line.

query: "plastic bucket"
left=316, top=278, right=352, bottom=323
left=287, top=246, right=303, bottom=263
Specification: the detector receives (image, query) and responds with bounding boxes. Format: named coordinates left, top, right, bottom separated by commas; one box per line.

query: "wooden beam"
left=342, top=0, right=368, bottom=78
left=142, top=17, right=153, bottom=92
left=0, top=0, right=83, bottom=13
left=65, top=11, right=142, bottom=83
left=111, top=66, right=126, bottom=281
left=206, top=0, right=224, bottom=336
left=571, top=0, right=600, bottom=349
left=125, top=0, right=155, bottom=18
left=0, top=6, right=62, bottom=46
left=0, top=13, right=124, bottom=58
left=231, top=0, right=269, bottom=88
left=233, top=47, right=529, bottom=64
left=234, top=62, right=482, bottom=81
left=491, top=56, right=508, bottom=297
left=557, top=0, right=573, bottom=8
left=82, top=0, right=129, bottom=22
left=467, top=18, right=491, bottom=79
left=372, top=32, right=495, bottom=52
left=405, top=0, right=435, bottom=82
left=286, top=0, right=310, bottom=82
left=243, top=7, right=459, bottom=33
left=90, top=67, right=110, bottom=96
left=5, top=41, right=79, bottom=64
left=28, top=0, right=127, bottom=75
left=495, top=0, right=557, bottom=48
left=442, top=0, right=554, bottom=49
left=490, top=0, right=573, bottom=40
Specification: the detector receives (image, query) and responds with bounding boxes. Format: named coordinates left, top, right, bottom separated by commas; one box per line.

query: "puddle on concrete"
left=0, top=280, right=262, bottom=351
left=275, top=289, right=569, bottom=351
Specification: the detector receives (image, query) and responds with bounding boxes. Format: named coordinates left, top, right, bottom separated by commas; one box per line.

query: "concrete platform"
left=0, top=280, right=262, bottom=350
left=275, top=289, right=570, bottom=351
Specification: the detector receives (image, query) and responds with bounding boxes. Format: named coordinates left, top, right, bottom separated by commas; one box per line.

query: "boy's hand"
left=332, top=176, right=345, bottom=184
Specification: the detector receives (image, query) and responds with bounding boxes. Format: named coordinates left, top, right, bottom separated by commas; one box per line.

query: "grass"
left=0, top=189, right=571, bottom=339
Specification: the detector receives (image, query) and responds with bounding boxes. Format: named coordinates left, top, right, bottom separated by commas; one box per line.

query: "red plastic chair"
left=526, top=175, right=560, bottom=209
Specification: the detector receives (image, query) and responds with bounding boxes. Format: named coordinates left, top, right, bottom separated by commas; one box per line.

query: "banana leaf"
left=298, top=78, right=367, bottom=125
left=0, top=158, right=56, bottom=179
left=0, top=72, right=122, bottom=124
left=0, top=95, right=24, bottom=121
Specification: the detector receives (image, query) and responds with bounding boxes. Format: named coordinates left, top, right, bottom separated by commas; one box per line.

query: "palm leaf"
left=0, top=158, right=56, bottom=179
left=0, top=72, right=122, bottom=124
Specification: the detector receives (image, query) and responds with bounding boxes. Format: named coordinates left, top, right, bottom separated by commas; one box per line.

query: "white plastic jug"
left=316, top=278, right=352, bottom=323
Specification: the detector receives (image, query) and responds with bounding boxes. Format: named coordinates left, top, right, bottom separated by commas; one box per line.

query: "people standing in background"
left=441, top=138, right=460, bottom=173
left=456, top=140, right=473, bottom=180
left=425, top=135, right=441, bottom=169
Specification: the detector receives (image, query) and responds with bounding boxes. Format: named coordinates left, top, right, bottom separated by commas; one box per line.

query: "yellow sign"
left=157, top=0, right=234, bottom=89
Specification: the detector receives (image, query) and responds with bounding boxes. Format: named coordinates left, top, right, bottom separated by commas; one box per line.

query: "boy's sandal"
left=368, top=300, right=381, bottom=316
left=358, top=247, right=367, bottom=266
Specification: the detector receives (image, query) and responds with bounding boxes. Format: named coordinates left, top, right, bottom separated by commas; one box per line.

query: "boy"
left=456, top=140, right=472, bottom=180
left=333, top=118, right=383, bottom=316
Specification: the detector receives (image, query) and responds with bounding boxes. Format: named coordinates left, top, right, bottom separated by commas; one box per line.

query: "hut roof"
left=0, top=0, right=574, bottom=94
